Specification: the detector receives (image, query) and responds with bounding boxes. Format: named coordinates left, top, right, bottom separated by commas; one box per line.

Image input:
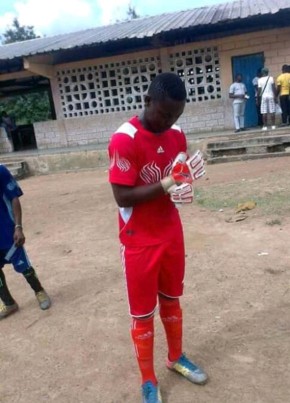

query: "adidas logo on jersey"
left=157, top=146, right=164, bottom=153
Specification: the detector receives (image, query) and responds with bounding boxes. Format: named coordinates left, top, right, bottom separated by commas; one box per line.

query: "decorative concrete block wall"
left=33, top=27, right=290, bottom=150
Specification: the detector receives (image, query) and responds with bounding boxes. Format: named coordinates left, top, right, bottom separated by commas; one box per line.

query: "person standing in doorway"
left=0, top=111, right=20, bottom=151
left=276, top=64, right=290, bottom=126
left=252, top=68, right=263, bottom=127
left=258, top=67, right=277, bottom=131
left=229, top=74, right=248, bottom=133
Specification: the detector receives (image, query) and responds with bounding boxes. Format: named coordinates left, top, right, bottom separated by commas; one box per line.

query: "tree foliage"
left=0, top=92, right=52, bottom=125
left=1, top=17, right=40, bottom=44
left=126, top=5, right=139, bottom=20
left=115, top=3, right=140, bottom=23
left=1, top=19, right=51, bottom=126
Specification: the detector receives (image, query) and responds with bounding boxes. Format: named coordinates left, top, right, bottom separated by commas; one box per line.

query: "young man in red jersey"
left=108, top=72, right=208, bottom=402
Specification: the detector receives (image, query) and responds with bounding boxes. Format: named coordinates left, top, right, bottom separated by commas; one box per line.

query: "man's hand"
left=169, top=183, right=194, bottom=204
left=161, top=150, right=205, bottom=193
left=13, top=227, right=25, bottom=247
left=171, top=161, right=193, bottom=184
left=186, top=150, right=206, bottom=181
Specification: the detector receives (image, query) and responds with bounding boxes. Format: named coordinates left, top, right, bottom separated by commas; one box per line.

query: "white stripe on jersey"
left=171, top=124, right=182, bottom=132
left=115, top=122, right=138, bottom=138
left=119, top=207, right=133, bottom=224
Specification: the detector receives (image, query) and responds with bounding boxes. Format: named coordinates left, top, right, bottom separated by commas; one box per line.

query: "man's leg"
left=262, top=114, right=268, bottom=127
left=159, top=240, right=208, bottom=385
left=0, top=267, right=16, bottom=305
left=239, top=101, right=246, bottom=130
left=0, top=267, right=19, bottom=319
left=270, top=113, right=276, bottom=127
left=233, top=103, right=240, bottom=131
left=279, top=95, right=288, bottom=124
left=257, top=96, right=263, bottom=126
left=287, top=96, right=290, bottom=125
left=6, top=245, right=51, bottom=310
left=131, top=316, right=157, bottom=385
left=269, top=98, right=276, bottom=128
left=121, top=244, right=161, bottom=402
left=260, top=98, right=268, bottom=129
left=159, top=295, right=182, bottom=362
left=22, top=267, right=51, bottom=310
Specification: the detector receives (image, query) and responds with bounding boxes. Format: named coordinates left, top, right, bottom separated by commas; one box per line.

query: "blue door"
left=232, top=53, right=264, bottom=128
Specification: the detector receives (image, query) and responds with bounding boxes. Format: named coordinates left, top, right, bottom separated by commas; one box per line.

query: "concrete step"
left=206, top=128, right=290, bottom=164
left=207, top=134, right=290, bottom=150
left=0, top=160, right=28, bottom=179
left=207, top=151, right=290, bottom=164
left=207, top=142, right=290, bottom=159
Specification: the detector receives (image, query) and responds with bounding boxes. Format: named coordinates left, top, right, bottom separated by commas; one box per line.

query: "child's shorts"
left=0, top=244, right=32, bottom=273
left=121, top=239, right=185, bottom=318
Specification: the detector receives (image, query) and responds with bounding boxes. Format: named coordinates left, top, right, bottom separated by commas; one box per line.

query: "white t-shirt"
left=252, top=77, right=259, bottom=96
left=252, top=77, right=258, bottom=86
left=258, top=76, right=274, bottom=98
left=229, top=82, right=247, bottom=103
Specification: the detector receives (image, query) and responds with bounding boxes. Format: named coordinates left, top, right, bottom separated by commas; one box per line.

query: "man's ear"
left=144, top=95, right=151, bottom=107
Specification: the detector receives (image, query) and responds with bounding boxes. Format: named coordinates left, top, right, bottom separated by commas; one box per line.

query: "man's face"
left=236, top=75, right=242, bottom=82
left=144, top=96, right=186, bottom=134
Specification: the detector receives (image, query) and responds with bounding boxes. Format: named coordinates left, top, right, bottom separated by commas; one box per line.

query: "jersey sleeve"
left=108, top=133, right=139, bottom=186
left=0, top=165, right=23, bottom=201
left=229, top=83, right=234, bottom=94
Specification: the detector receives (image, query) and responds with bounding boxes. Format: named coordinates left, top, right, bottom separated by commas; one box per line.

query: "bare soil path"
left=1, top=157, right=290, bottom=403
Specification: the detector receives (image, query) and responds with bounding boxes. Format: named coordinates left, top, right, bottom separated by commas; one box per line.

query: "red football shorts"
left=121, top=239, right=185, bottom=317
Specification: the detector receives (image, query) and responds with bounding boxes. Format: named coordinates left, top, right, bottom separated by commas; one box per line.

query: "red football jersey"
left=108, top=116, right=187, bottom=246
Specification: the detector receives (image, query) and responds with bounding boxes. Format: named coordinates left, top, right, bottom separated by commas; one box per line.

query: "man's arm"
left=111, top=150, right=204, bottom=207
left=111, top=182, right=165, bottom=207
left=272, top=82, right=277, bottom=101
left=11, top=197, right=25, bottom=247
left=229, top=92, right=245, bottom=100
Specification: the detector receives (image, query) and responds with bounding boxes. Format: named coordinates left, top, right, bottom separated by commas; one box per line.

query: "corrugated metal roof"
left=0, top=0, right=289, bottom=61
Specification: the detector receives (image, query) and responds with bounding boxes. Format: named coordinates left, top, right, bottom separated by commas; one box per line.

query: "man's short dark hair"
left=148, top=73, right=187, bottom=102
left=282, top=64, right=288, bottom=72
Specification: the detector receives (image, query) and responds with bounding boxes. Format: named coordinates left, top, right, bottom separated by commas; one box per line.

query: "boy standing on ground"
left=108, top=73, right=208, bottom=403
left=258, top=67, right=277, bottom=131
left=276, top=64, right=290, bottom=126
left=0, top=164, right=51, bottom=319
left=229, top=73, right=248, bottom=133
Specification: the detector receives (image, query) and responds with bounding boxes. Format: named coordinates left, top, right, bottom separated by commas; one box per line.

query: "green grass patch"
left=195, top=176, right=290, bottom=217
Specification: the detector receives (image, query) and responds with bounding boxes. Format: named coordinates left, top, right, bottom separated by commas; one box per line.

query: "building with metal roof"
left=0, top=0, right=290, bottom=152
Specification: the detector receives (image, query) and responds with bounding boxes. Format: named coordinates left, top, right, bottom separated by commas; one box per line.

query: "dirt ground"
left=1, top=156, right=290, bottom=403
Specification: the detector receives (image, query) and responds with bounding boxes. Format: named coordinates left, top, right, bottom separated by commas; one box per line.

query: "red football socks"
left=131, top=317, right=157, bottom=385
left=159, top=296, right=182, bottom=362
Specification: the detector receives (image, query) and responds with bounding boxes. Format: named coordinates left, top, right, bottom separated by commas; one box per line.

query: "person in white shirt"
left=258, top=67, right=277, bottom=131
left=229, top=74, right=248, bottom=133
left=252, top=68, right=263, bottom=127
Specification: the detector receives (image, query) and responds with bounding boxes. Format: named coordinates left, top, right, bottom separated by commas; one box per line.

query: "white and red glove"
left=186, top=150, right=205, bottom=180
left=170, top=152, right=192, bottom=184
left=161, top=150, right=205, bottom=193
left=169, top=183, right=194, bottom=204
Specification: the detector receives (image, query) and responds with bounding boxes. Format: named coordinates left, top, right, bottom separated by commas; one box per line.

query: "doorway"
left=232, top=53, right=264, bottom=128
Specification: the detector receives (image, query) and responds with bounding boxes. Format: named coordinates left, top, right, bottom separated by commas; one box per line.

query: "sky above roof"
left=0, top=0, right=229, bottom=38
